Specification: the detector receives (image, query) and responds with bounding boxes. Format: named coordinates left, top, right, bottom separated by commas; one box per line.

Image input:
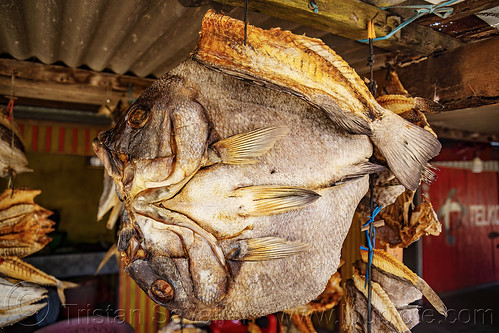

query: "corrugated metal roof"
left=0, top=0, right=393, bottom=78
left=0, top=0, right=495, bottom=78
left=0, top=0, right=210, bottom=77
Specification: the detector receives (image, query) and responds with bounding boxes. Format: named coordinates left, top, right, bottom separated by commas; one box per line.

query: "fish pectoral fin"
left=234, top=185, right=320, bottom=216
left=227, top=237, right=310, bottom=261
left=208, top=126, right=289, bottom=165
left=335, top=162, right=385, bottom=185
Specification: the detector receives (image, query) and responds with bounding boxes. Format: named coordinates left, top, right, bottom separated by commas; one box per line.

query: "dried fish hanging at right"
left=358, top=69, right=443, bottom=248
left=344, top=249, right=446, bottom=333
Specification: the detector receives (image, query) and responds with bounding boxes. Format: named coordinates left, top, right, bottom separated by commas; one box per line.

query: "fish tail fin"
left=211, top=126, right=289, bottom=164
left=57, top=281, right=78, bottom=307
left=95, top=244, right=119, bottom=275
left=371, top=110, right=441, bottom=190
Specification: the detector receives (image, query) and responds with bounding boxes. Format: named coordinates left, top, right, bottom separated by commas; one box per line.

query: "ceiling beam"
left=0, top=58, right=153, bottom=106
left=213, top=0, right=462, bottom=54
left=432, top=126, right=499, bottom=143
left=378, top=37, right=499, bottom=111
left=417, top=0, right=499, bottom=26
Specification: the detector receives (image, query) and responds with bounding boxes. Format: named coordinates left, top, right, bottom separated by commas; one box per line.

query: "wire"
left=244, top=0, right=248, bottom=45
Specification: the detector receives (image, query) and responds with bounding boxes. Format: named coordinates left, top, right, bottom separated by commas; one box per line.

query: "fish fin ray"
left=231, top=237, right=310, bottom=261
left=211, top=126, right=289, bottom=164
left=314, top=95, right=372, bottom=135
left=234, top=185, right=320, bottom=216
left=416, top=278, right=447, bottom=317
left=371, top=111, right=441, bottom=190
left=336, top=162, right=385, bottom=184
left=422, top=163, right=437, bottom=184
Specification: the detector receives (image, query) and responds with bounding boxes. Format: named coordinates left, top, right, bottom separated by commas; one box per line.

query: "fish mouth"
left=125, top=257, right=190, bottom=308
left=125, top=258, right=174, bottom=304
left=93, top=138, right=123, bottom=178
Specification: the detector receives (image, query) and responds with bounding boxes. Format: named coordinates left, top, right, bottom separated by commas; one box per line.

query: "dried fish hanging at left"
left=0, top=277, right=48, bottom=327
left=0, top=257, right=77, bottom=308
left=0, top=75, right=31, bottom=180
left=0, top=188, right=55, bottom=258
left=0, top=90, right=76, bottom=326
left=0, top=188, right=66, bottom=328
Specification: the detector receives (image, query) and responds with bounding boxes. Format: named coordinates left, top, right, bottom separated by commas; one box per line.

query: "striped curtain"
left=16, top=119, right=108, bottom=156
left=119, top=266, right=170, bottom=333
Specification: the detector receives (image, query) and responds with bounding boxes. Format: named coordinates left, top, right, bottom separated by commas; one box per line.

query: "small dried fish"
left=0, top=115, right=32, bottom=178
left=0, top=189, right=41, bottom=211
left=360, top=249, right=446, bottom=316
left=0, top=204, right=52, bottom=222
left=0, top=257, right=77, bottom=305
left=0, top=277, right=47, bottom=311
left=0, top=302, right=47, bottom=327
left=344, top=250, right=446, bottom=332
left=345, top=272, right=411, bottom=333
left=0, top=242, right=48, bottom=258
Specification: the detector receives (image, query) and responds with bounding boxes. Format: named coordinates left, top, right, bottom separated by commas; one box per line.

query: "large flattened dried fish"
left=93, top=11, right=441, bottom=320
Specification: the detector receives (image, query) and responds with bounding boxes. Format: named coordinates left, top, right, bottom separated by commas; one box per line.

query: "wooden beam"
left=0, top=59, right=153, bottom=106
left=432, top=126, right=499, bottom=143
left=378, top=37, right=499, bottom=111
left=213, top=0, right=462, bottom=54
left=417, top=0, right=499, bottom=26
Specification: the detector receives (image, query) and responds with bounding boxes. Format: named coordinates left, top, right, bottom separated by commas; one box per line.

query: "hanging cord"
left=244, top=0, right=249, bottom=45
left=358, top=0, right=458, bottom=42
left=308, top=1, right=319, bottom=13
left=360, top=182, right=381, bottom=333
left=359, top=22, right=381, bottom=333
left=5, top=72, right=18, bottom=191
left=367, top=19, right=377, bottom=98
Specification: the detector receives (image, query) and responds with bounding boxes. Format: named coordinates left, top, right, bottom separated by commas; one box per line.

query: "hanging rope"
left=244, top=0, right=249, bottom=45
left=359, top=21, right=381, bottom=333
left=5, top=72, right=18, bottom=191
left=367, top=19, right=377, bottom=98
left=308, top=1, right=319, bottom=13
left=358, top=0, right=459, bottom=43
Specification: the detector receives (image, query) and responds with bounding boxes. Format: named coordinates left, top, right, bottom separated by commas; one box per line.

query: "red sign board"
left=422, top=167, right=499, bottom=293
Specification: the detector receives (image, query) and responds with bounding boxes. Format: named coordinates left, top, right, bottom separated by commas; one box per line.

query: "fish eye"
left=127, top=105, right=150, bottom=129
left=151, top=279, right=174, bottom=303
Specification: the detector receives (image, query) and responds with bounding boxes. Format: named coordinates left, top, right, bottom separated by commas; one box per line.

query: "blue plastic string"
left=358, top=0, right=459, bottom=43
left=309, top=1, right=319, bottom=13
left=360, top=205, right=381, bottom=288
